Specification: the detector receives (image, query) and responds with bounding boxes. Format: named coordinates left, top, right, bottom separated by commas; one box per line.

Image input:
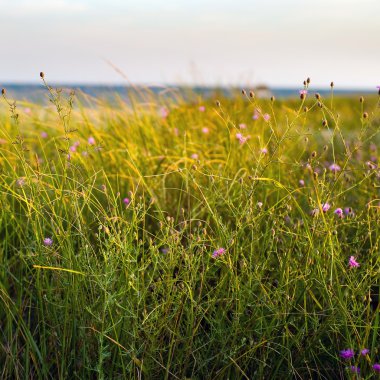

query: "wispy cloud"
left=0, top=0, right=87, bottom=16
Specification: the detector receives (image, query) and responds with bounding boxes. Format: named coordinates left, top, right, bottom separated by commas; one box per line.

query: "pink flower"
left=322, top=203, right=330, bottom=212
left=239, top=123, right=247, bottom=129
left=263, top=113, right=271, bottom=122
left=198, top=106, right=205, bottom=112
left=43, top=237, right=53, bottom=246
left=123, top=197, right=130, bottom=205
left=299, top=179, right=305, bottom=187
left=261, top=147, right=268, bottom=154
left=252, top=113, right=259, bottom=120
left=373, top=364, right=380, bottom=372
left=202, top=127, right=209, bottom=134
left=334, top=208, right=343, bottom=218
left=41, top=131, right=48, bottom=138
left=348, top=256, right=360, bottom=268
left=236, top=133, right=248, bottom=145
left=88, top=136, right=96, bottom=145
left=360, top=348, right=369, bottom=356
left=159, top=107, right=169, bottom=118
left=299, top=89, right=308, bottom=96
left=212, top=247, right=226, bottom=258
left=70, top=145, right=77, bottom=152
left=329, top=163, right=341, bottom=173
left=191, top=153, right=199, bottom=160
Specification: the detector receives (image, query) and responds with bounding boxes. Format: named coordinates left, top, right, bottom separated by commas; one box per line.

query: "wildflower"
left=123, top=197, right=130, bottom=205
left=261, top=147, right=268, bottom=154
left=349, top=256, right=360, bottom=268
left=344, top=207, right=352, bottom=216
left=70, top=145, right=77, bottom=152
left=159, top=107, right=169, bottom=118
left=202, top=127, right=209, bottom=134
left=334, top=208, right=343, bottom=218
left=329, top=163, right=341, bottom=173
left=41, top=131, right=48, bottom=138
left=0, top=138, right=6, bottom=144
left=191, top=153, right=199, bottom=160
left=88, top=136, right=96, bottom=145
left=212, top=247, right=226, bottom=258
left=311, top=208, right=319, bottom=217
left=373, top=364, right=380, bottom=372
left=173, top=127, right=179, bottom=136
left=257, top=201, right=263, bottom=208
left=340, top=349, right=355, bottom=360
left=322, top=203, right=330, bottom=212
left=236, top=133, right=248, bottom=145
left=349, top=366, right=360, bottom=374
left=24, top=107, right=31, bottom=114
left=198, top=106, right=205, bottom=112
left=299, top=89, right=308, bottom=96
left=252, top=113, right=259, bottom=120
left=299, top=179, right=305, bottom=187
left=43, top=237, right=53, bottom=246
left=239, top=123, right=246, bottom=129
left=263, top=113, right=271, bottom=122
left=16, top=177, right=26, bottom=187
left=82, top=151, right=88, bottom=157
left=360, top=348, right=369, bottom=356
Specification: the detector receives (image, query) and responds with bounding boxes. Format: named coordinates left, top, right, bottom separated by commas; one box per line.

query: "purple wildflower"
left=322, top=203, right=330, bottom=212
left=41, top=131, right=48, bottom=138
left=340, top=349, right=355, bottom=360
left=191, top=153, right=199, bottom=160
left=198, top=106, right=205, bottom=112
left=123, top=197, right=130, bottom=205
left=349, top=256, right=360, bottom=268
left=159, top=107, right=169, bottom=119
left=349, top=366, right=360, bottom=374
left=239, top=123, right=247, bottom=129
left=202, top=127, right=209, bottom=134
left=373, top=364, right=380, bottom=372
left=334, top=208, right=343, bottom=218
left=43, top=237, right=53, bottom=246
left=299, top=89, right=308, bottom=96
left=299, top=179, right=305, bottom=187
left=360, top=348, right=369, bottom=356
left=261, top=147, right=268, bottom=154
left=263, top=113, right=271, bottom=122
left=212, top=248, right=225, bottom=258
left=236, top=133, right=248, bottom=145
left=329, top=163, right=341, bottom=173
left=88, top=136, right=96, bottom=145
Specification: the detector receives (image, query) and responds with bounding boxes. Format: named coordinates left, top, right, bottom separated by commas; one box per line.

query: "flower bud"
left=40, top=72, right=45, bottom=78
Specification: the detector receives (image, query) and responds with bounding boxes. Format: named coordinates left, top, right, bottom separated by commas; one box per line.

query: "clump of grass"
left=0, top=76, right=380, bottom=379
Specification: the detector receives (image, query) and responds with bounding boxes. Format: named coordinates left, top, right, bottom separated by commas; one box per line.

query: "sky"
left=0, top=0, right=379, bottom=88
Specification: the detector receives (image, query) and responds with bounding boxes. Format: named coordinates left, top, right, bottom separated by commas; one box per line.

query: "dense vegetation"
left=1, top=78, right=380, bottom=379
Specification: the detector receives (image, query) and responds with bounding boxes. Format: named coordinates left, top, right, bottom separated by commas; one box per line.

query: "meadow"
left=1, top=76, right=380, bottom=379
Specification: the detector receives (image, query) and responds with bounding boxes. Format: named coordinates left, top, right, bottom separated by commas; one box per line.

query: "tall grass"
left=0, top=79, right=380, bottom=379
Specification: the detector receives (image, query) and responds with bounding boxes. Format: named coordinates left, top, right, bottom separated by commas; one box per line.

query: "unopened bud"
left=40, top=72, right=45, bottom=78
left=216, top=100, right=220, bottom=107
left=241, top=89, right=246, bottom=95
left=330, top=81, right=334, bottom=88
left=270, top=96, right=275, bottom=102
left=363, top=112, right=368, bottom=119
left=360, top=96, right=364, bottom=103
left=249, top=91, right=255, bottom=98
left=322, top=119, right=328, bottom=127
left=1, top=88, right=5, bottom=95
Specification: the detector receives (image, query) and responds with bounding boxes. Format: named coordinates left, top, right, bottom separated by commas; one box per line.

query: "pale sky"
left=0, top=0, right=379, bottom=88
